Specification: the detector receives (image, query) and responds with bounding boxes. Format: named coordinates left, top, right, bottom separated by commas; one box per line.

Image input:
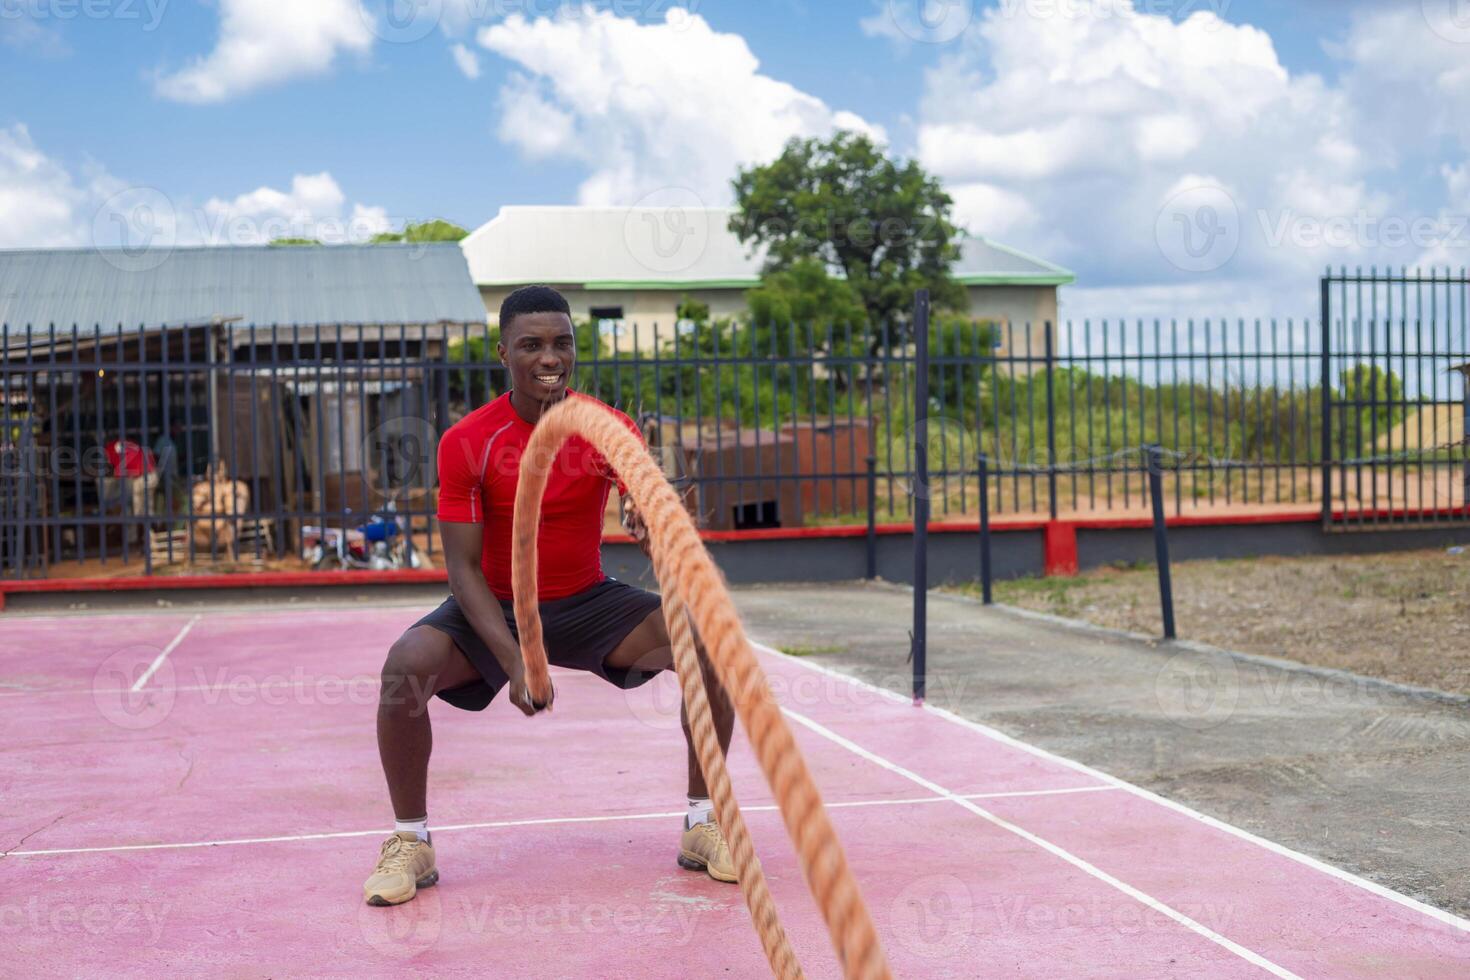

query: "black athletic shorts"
left=414, top=578, right=665, bottom=711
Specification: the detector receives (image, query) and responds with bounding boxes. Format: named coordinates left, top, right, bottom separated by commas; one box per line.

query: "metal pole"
left=865, top=453, right=877, bottom=580
left=1044, top=321, right=1058, bottom=520
left=912, top=289, right=930, bottom=705
left=978, top=452, right=992, bottom=604
left=1147, top=444, right=1176, bottom=640
left=1320, top=273, right=1332, bottom=526
left=207, top=323, right=221, bottom=464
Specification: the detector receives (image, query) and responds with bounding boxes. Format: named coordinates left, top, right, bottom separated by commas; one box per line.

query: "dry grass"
left=960, top=548, right=1470, bottom=696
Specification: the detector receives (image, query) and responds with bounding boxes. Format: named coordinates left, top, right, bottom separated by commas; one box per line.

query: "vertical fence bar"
left=116, top=323, right=131, bottom=566
left=46, top=325, right=62, bottom=569
left=139, top=324, right=153, bottom=574
left=1147, top=444, right=1176, bottom=640
left=1320, top=273, right=1333, bottom=525
left=978, top=452, right=992, bottom=605
left=912, top=289, right=930, bottom=706
left=1044, top=321, right=1057, bottom=520
left=865, top=454, right=877, bottom=580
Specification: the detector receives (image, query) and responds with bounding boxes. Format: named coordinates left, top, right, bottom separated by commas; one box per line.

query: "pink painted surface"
left=0, top=605, right=1465, bottom=978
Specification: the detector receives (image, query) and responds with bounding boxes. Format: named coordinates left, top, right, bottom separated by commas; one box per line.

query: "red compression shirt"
left=435, top=390, right=642, bottom=601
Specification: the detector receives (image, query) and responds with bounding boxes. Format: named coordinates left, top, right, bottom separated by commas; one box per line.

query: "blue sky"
left=2, top=0, right=1467, bottom=318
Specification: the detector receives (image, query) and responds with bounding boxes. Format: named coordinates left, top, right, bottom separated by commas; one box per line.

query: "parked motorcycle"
left=301, top=500, right=422, bottom=571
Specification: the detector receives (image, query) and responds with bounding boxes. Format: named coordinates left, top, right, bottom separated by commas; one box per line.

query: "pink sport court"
left=2, top=598, right=1467, bottom=978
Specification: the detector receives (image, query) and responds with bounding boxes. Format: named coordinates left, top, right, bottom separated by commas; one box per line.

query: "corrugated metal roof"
left=461, top=205, right=1073, bottom=287
left=0, top=243, right=488, bottom=332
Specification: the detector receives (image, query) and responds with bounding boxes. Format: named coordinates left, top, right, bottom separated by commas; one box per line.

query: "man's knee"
left=381, top=629, right=452, bottom=708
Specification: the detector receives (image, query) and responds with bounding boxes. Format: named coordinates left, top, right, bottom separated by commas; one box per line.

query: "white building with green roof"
left=461, top=206, right=1072, bottom=353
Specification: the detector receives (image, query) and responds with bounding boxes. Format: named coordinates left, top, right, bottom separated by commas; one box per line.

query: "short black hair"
left=499, top=285, right=571, bottom=336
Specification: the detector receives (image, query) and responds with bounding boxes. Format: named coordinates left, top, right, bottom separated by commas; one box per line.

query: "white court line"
left=754, top=641, right=1470, bottom=936
left=130, top=614, right=201, bottom=692
left=780, top=703, right=1298, bottom=979
left=1, top=785, right=1115, bottom=858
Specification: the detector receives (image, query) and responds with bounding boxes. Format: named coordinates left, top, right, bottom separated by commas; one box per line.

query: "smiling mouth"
left=534, top=373, right=564, bottom=387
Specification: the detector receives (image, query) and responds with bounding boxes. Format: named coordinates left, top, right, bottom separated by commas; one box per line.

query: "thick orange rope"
left=663, top=590, right=803, bottom=979
left=511, top=396, right=892, bottom=980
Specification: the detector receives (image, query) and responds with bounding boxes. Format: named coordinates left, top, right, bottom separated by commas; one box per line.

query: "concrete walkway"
left=732, top=581, right=1470, bottom=918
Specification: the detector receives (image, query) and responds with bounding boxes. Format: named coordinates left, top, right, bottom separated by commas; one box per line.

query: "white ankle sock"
left=686, top=796, right=713, bottom=828
left=395, top=817, right=429, bottom=842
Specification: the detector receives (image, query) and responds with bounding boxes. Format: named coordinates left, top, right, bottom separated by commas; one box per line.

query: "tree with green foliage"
left=371, top=219, right=469, bottom=244
left=730, top=131, right=966, bottom=351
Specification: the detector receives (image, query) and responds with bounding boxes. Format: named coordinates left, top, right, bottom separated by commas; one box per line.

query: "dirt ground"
left=972, top=548, right=1470, bottom=697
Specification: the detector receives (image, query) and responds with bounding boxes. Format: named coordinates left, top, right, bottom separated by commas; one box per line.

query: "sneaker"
left=363, top=831, right=439, bottom=906
left=677, top=819, right=738, bottom=883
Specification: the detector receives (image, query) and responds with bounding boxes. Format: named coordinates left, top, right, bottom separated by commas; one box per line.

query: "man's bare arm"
left=440, top=520, right=552, bottom=714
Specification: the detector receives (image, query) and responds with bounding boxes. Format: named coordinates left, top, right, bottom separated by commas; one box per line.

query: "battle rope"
left=510, top=396, right=891, bottom=980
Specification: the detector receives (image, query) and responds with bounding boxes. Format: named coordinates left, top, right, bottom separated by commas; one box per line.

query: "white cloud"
left=477, top=7, right=884, bottom=205
left=154, top=0, right=374, bottom=103
left=909, top=2, right=1470, bottom=318
left=197, top=172, right=393, bottom=244
left=0, top=124, right=94, bottom=248
left=948, top=181, right=1035, bottom=238
left=0, top=126, right=392, bottom=249
left=450, top=42, right=481, bottom=79
left=1444, top=164, right=1470, bottom=212
left=0, top=11, right=69, bottom=57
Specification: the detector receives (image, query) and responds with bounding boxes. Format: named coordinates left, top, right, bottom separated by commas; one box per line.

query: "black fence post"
left=912, top=289, right=930, bottom=705
left=1319, top=273, right=1332, bottom=526
left=978, top=452, right=992, bottom=604
left=865, top=453, right=877, bottom=580
left=1044, top=321, right=1058, bottom=520
left=1147, top=444, right=1176, bottom=640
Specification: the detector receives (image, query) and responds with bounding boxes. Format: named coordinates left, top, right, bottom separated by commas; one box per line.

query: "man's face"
left=498, top=311, right=576, bottom=406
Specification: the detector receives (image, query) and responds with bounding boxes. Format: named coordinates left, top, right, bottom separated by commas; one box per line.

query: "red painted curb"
left=0, top=568, right=449, bottom=597
left=1043, top=522, right=1080, bottom=577
left=3, top=505, right=1461, bottom=602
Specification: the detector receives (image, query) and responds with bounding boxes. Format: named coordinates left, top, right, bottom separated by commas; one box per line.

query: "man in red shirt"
left=364, top=286, right=737, bottom=907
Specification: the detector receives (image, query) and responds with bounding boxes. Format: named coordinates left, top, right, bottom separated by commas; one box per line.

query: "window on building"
left=733, top=500, right=780, bottom=530
left=590, top=306, right=625, bottom=338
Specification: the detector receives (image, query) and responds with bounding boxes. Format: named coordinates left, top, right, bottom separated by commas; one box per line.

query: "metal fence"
left=1, top=270, right=1466, bottom=579
left=1322, top=268, right=1470, bottom=529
